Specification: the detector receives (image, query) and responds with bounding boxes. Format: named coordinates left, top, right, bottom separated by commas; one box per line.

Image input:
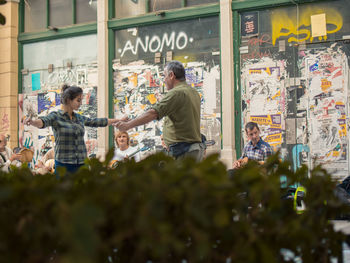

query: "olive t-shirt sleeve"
left=152, top=90, right=183, bottom=120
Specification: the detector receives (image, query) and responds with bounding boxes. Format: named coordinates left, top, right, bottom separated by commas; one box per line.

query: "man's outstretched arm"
left=115, top=109, right=158, bottom=131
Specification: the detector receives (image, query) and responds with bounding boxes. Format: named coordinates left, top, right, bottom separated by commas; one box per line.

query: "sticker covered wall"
left=241, top=57, right=286, bottom=152
left=303, top=45, right=349, bottom=179
left=240, top=0, right=350, bottom=179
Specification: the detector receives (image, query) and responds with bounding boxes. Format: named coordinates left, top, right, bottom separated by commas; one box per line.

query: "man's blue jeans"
left=169, top=142, right=205, bottom=162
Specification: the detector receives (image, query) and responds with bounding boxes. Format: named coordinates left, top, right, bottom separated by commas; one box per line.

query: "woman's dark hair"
left=165, top=61, right=186, bottom=81
left=61, top=84, right=83, bottom=105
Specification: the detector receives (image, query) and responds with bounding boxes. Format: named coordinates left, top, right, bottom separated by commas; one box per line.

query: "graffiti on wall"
left=118, top=31, right=194, bottom=57
left=113, top=60, right=221, bottom=158
left=19, top=64, right=99, bottom=166
left=271, top=7, right=343, bottom=45
left=0, top=110, right=10, bottom=134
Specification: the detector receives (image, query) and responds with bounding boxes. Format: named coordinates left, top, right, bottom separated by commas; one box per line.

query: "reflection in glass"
left=187, top=0, right=219, bottom=6
left=115, top=0, right=147, bottom=19
left=49, top=0, right=72, bottom=27
left=149, top=0, right=182, bottom=12
left=24, top=0, right=46, bottom=32
left=77, top=0, right=97, bottom=24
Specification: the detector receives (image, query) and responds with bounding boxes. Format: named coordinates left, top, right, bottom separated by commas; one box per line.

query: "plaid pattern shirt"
left=39, top=110, right=108, bottom=164
left=241, top=138, right=273, bottom=162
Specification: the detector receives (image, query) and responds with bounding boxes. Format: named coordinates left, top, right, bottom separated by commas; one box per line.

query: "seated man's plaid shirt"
left=240, top=137, right=273, bottom=162
left=39, top=110, right=108, bottom=164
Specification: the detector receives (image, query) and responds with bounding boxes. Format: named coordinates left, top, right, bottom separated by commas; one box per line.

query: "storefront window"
left=239, top=0, right=350, bottom=179
left=115, top=0, right=147, bottom=19
left=148, top=0, right=182, bottom=12
left=187, top=0, right=219, bottom=6
left=24, top=0, right=46, bottom=32
left=114, top=17, right=221, bottom=157
left=76, top=0, right=97, bottom=24
left=49, top=0, right=73, bottom=27
left=114, top=0, right=219, bottom=19
left=20, top=35, right=98, bottom=164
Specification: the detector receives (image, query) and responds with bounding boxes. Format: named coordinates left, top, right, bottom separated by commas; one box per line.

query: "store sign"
left=241, top=12, right=259, bottom=37
left=118, top=31, right=193, bottom=57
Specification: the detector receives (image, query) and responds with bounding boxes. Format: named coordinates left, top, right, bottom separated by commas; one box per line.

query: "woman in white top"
left=112, top=131, right=141, bottom=162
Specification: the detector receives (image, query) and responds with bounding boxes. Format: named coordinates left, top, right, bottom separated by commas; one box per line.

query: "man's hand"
left=108, top=115, right=129, bottom=125
left=232, top=157, right=248, bottom=169
left=114, top=120, right=132, bottom=132
left=10, top=153, right=22, bottom=162
left=232, top=160, right=241, bottom=169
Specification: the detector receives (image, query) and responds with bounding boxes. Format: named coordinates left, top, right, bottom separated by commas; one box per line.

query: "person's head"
left=115, top=131, right=130, bottom=149
left=245, top=122, right=260, bottom=146
left=163, top=61, right=186, bottom=90
left=0, top=134, right=7, bottom=150
left=61, top=84, right=83, bottom=110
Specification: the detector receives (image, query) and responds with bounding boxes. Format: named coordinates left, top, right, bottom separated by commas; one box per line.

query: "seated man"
left=233, top=122, right=273, bottom=169
left=0, top=134, right=22, bottom=172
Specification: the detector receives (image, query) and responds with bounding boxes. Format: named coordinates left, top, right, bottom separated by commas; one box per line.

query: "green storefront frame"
left=107, top=2, right=221, bottom=148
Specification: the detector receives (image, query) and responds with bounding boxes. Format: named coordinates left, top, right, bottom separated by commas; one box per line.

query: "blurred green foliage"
left=0, top=152, right=348, bottom=262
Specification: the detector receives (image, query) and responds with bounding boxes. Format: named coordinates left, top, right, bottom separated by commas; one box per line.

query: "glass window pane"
left=149, top=0, right=182, bottom=12
left=186, top=0, right=219, bottom=6
left=24, top=0, right=46, bottom=32
left=113, top=17, right=221, bottom=157
left=49, top=0, right=72, bottom=27
left=21, top=35, right=99, bottom=161
left=115, top=0, right=147, bottom=19
left=76, top=0, right=97, bottom=24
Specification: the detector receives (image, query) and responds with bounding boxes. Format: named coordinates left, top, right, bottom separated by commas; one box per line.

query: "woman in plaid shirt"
left=232, top=122, right=273, bottom=169
left=24, top=84, right=126, bottom=174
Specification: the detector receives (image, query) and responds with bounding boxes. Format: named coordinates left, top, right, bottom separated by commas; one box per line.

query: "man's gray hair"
left=165, top=61, right=186, bottom=81
left=245, top=122, right=259, bottom=132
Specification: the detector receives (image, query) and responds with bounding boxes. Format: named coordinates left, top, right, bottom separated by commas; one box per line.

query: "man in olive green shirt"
left=115, top=61, right=204, bottom=161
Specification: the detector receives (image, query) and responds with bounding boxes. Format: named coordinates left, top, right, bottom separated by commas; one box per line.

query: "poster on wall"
left=246, top=66, right=283, bottom=115
left=241, top=11, right=259, bottom=38
left=241, top=58, right=286, bottom=154
left=113, top=61, right=222, bottom=158
left=250, top=114, right=282, bottom=151
left=305, top=48, right=349, bottom=180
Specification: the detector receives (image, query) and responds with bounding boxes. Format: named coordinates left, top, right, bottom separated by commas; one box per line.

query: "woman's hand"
left=23, top=117, right=33, bottom=126
left=23, top=117, right=43, bottom=128
left=108, top=116, right=129, bottom=125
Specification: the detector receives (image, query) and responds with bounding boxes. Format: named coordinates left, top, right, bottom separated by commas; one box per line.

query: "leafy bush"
left=0, top=152, right=348, bottom=263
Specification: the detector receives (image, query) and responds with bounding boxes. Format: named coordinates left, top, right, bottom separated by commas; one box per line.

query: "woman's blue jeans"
left=54, top=160, right=84, bottom=176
